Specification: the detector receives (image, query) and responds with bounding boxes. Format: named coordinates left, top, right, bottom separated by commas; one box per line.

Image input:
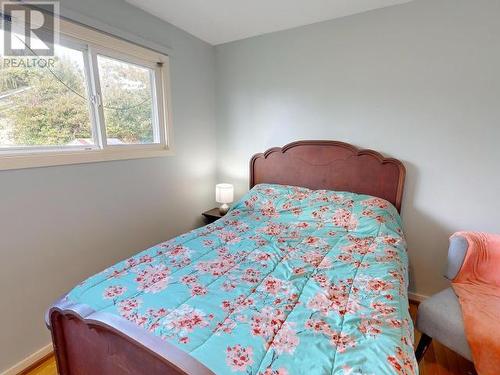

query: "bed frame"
left=48, top=140, right=405, bottom=375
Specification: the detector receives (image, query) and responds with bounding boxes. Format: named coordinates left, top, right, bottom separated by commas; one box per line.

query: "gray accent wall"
left=215, top=0, right=500, bottom=297
left=0, top=0, right=215, bottom=371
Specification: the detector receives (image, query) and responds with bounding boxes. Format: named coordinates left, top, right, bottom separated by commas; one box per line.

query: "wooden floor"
left=21, top=354, right=56, bottom=375
left=24, top=302, right=476, bottom=375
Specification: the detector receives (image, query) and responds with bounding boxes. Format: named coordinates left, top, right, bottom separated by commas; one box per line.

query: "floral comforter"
left=66, top=183, right=416, bottom=375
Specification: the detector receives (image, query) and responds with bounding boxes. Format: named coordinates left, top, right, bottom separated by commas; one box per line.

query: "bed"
left=47, top=140, right=415, bottom=375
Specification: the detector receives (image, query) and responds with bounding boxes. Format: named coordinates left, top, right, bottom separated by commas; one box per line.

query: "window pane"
left=0, top=33, right=93, bottom=149
left=97, top=55, right=156, bottom=145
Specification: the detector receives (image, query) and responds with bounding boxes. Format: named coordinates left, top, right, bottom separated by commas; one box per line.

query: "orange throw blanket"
left=451, top=231, right=500, bottom=375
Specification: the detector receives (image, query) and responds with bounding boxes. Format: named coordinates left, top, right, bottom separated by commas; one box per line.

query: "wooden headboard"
left=249, top=140, right=406, bottom=212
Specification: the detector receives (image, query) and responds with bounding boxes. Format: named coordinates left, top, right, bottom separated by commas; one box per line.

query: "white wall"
left=215, top=0, right=500, bottom=298
left=0, top=0, right=216, bottom=371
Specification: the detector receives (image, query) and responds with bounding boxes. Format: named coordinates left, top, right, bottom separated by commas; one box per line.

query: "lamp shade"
left=215, top=183, right=234, bottom=204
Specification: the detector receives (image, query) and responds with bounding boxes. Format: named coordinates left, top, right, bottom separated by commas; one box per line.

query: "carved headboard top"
left=249, top=140, right=406, bottom=212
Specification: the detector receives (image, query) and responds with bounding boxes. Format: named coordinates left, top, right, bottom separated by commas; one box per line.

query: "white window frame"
left=0, top=12, right=173, bottom=171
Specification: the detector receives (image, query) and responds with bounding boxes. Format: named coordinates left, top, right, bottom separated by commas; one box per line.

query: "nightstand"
left=202, top=208, right=223, bottom=223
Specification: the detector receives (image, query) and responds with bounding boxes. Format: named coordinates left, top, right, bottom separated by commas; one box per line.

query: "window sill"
left=0, top=146, right=173, bottom=171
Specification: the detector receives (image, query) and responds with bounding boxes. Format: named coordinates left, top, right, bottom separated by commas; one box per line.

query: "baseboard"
left=409, top=291, right=429, bottom=303
left=1, top=343, right=53, bottom=375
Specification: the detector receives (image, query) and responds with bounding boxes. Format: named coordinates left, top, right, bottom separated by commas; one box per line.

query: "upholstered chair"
left=414, top=235, right=472, bottom=362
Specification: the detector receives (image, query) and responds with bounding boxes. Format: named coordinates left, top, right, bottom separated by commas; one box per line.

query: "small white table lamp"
left=216, top=183, right=234, bottom=215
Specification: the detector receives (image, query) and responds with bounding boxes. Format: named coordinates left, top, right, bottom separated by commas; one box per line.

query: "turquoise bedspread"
left=67, top=184, right=417, bottom=375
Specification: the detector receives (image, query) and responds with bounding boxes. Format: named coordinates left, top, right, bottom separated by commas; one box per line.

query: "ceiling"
left=125, top=0, right=412, bottom=45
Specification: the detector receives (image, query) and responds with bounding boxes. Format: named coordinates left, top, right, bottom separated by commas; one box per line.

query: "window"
left=0, top=9, right=172, bottom=170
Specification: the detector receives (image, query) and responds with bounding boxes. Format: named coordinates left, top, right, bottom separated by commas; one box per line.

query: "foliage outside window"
left=0, top=44, right=93, bottom=147
left=0, top=12, right=171, bottom=170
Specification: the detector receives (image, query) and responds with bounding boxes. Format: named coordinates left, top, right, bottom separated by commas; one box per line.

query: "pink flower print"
left=103, top=285, right=126, bottom=299
left=342, top=236, right=375, bottom=256
left=251, top=236, right=268, bottom=247
left=389, top=270, right=405, bottom=286
left=313, top=274, right=329, bottom=287
left=330, top=331, right=356, bottom=353
left=358, top=318, right=382, bottom=337
left=260, top=202, right=278, bottom=218
left=387, top=318, right=403, bottom=328
left=221, top=299, right=232, bottom=312
left=147, top=307, right=168, bottom=319
left=330, top=194, right=344, bottom=203
left=308, top=281, right=360, bottom=316
left=305, top=319, right=356, bottom=352
left=305, top=318, right=331, bottom=333
left=262, top=276, right=283, bottom=295
left=371, top=301, right=396, bottom=316
left=109, top=268, right=127, bottom=278
left=226, top=345, right=254, bottom=372
left=304, top=236, right=320, bottom=245
left=332, top=209, right=357, bottom=230
left=163, top=305, right=209, bottom=335
left=242, top=268, right=260, bottom=284
left=131, top=314, right=148, bottom=327
left=362, top=209, right=375, bottom=217
left=387, top=346, right=416, bottom=375
left=221, top=295, right=254, bottom=314
left=134, top=264, right=171, bottom=293
left=191, top=284, right=207, bottom=296
left=367, top=279, right=392, bottom=292
left=222, top=279, right=236, bottom=291
left=218, top=230, right=241, bottom=244
left=363, top=197, right=389, bottom=209
left=307, top=293, right=333, bottom=316
left=196, top=254, right=236, bottom=276
left=215, top=319, right=237, bottom=334
left=261, top=223, right=284, bottom=236
left=181, top=275, right=197, bottom=285
left=382, top=236, right=400, bottom=246
left=252, top=251, right=271, bottom=262
left=259, top=368, right=288, bottom=375
left=244, top=195, right=259, bottom=209
left=318, top=257, right=332, bottom=269
left=169, top=245, right=190, bottom=256
left=203, top=239, right=214, bottom=246
left=301, top=250, right=325, bottom=267
left=117, top=298, right=141, bottom=318
left=251, top=307, right=285, bottom=339
left=139, top=254, right=153, bottom=263
left=293, top=267, right=306, bottom=276
left=376, top=248, right=398, bottom=263
left=337, top=253, right=354, bottom=263
left=289, top=190, right=309, bottom=201
left=271, top=322, right=299, bottom=354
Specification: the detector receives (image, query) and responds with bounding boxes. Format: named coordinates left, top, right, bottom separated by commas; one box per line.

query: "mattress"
left=60, top=183, right=417, bottom=375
